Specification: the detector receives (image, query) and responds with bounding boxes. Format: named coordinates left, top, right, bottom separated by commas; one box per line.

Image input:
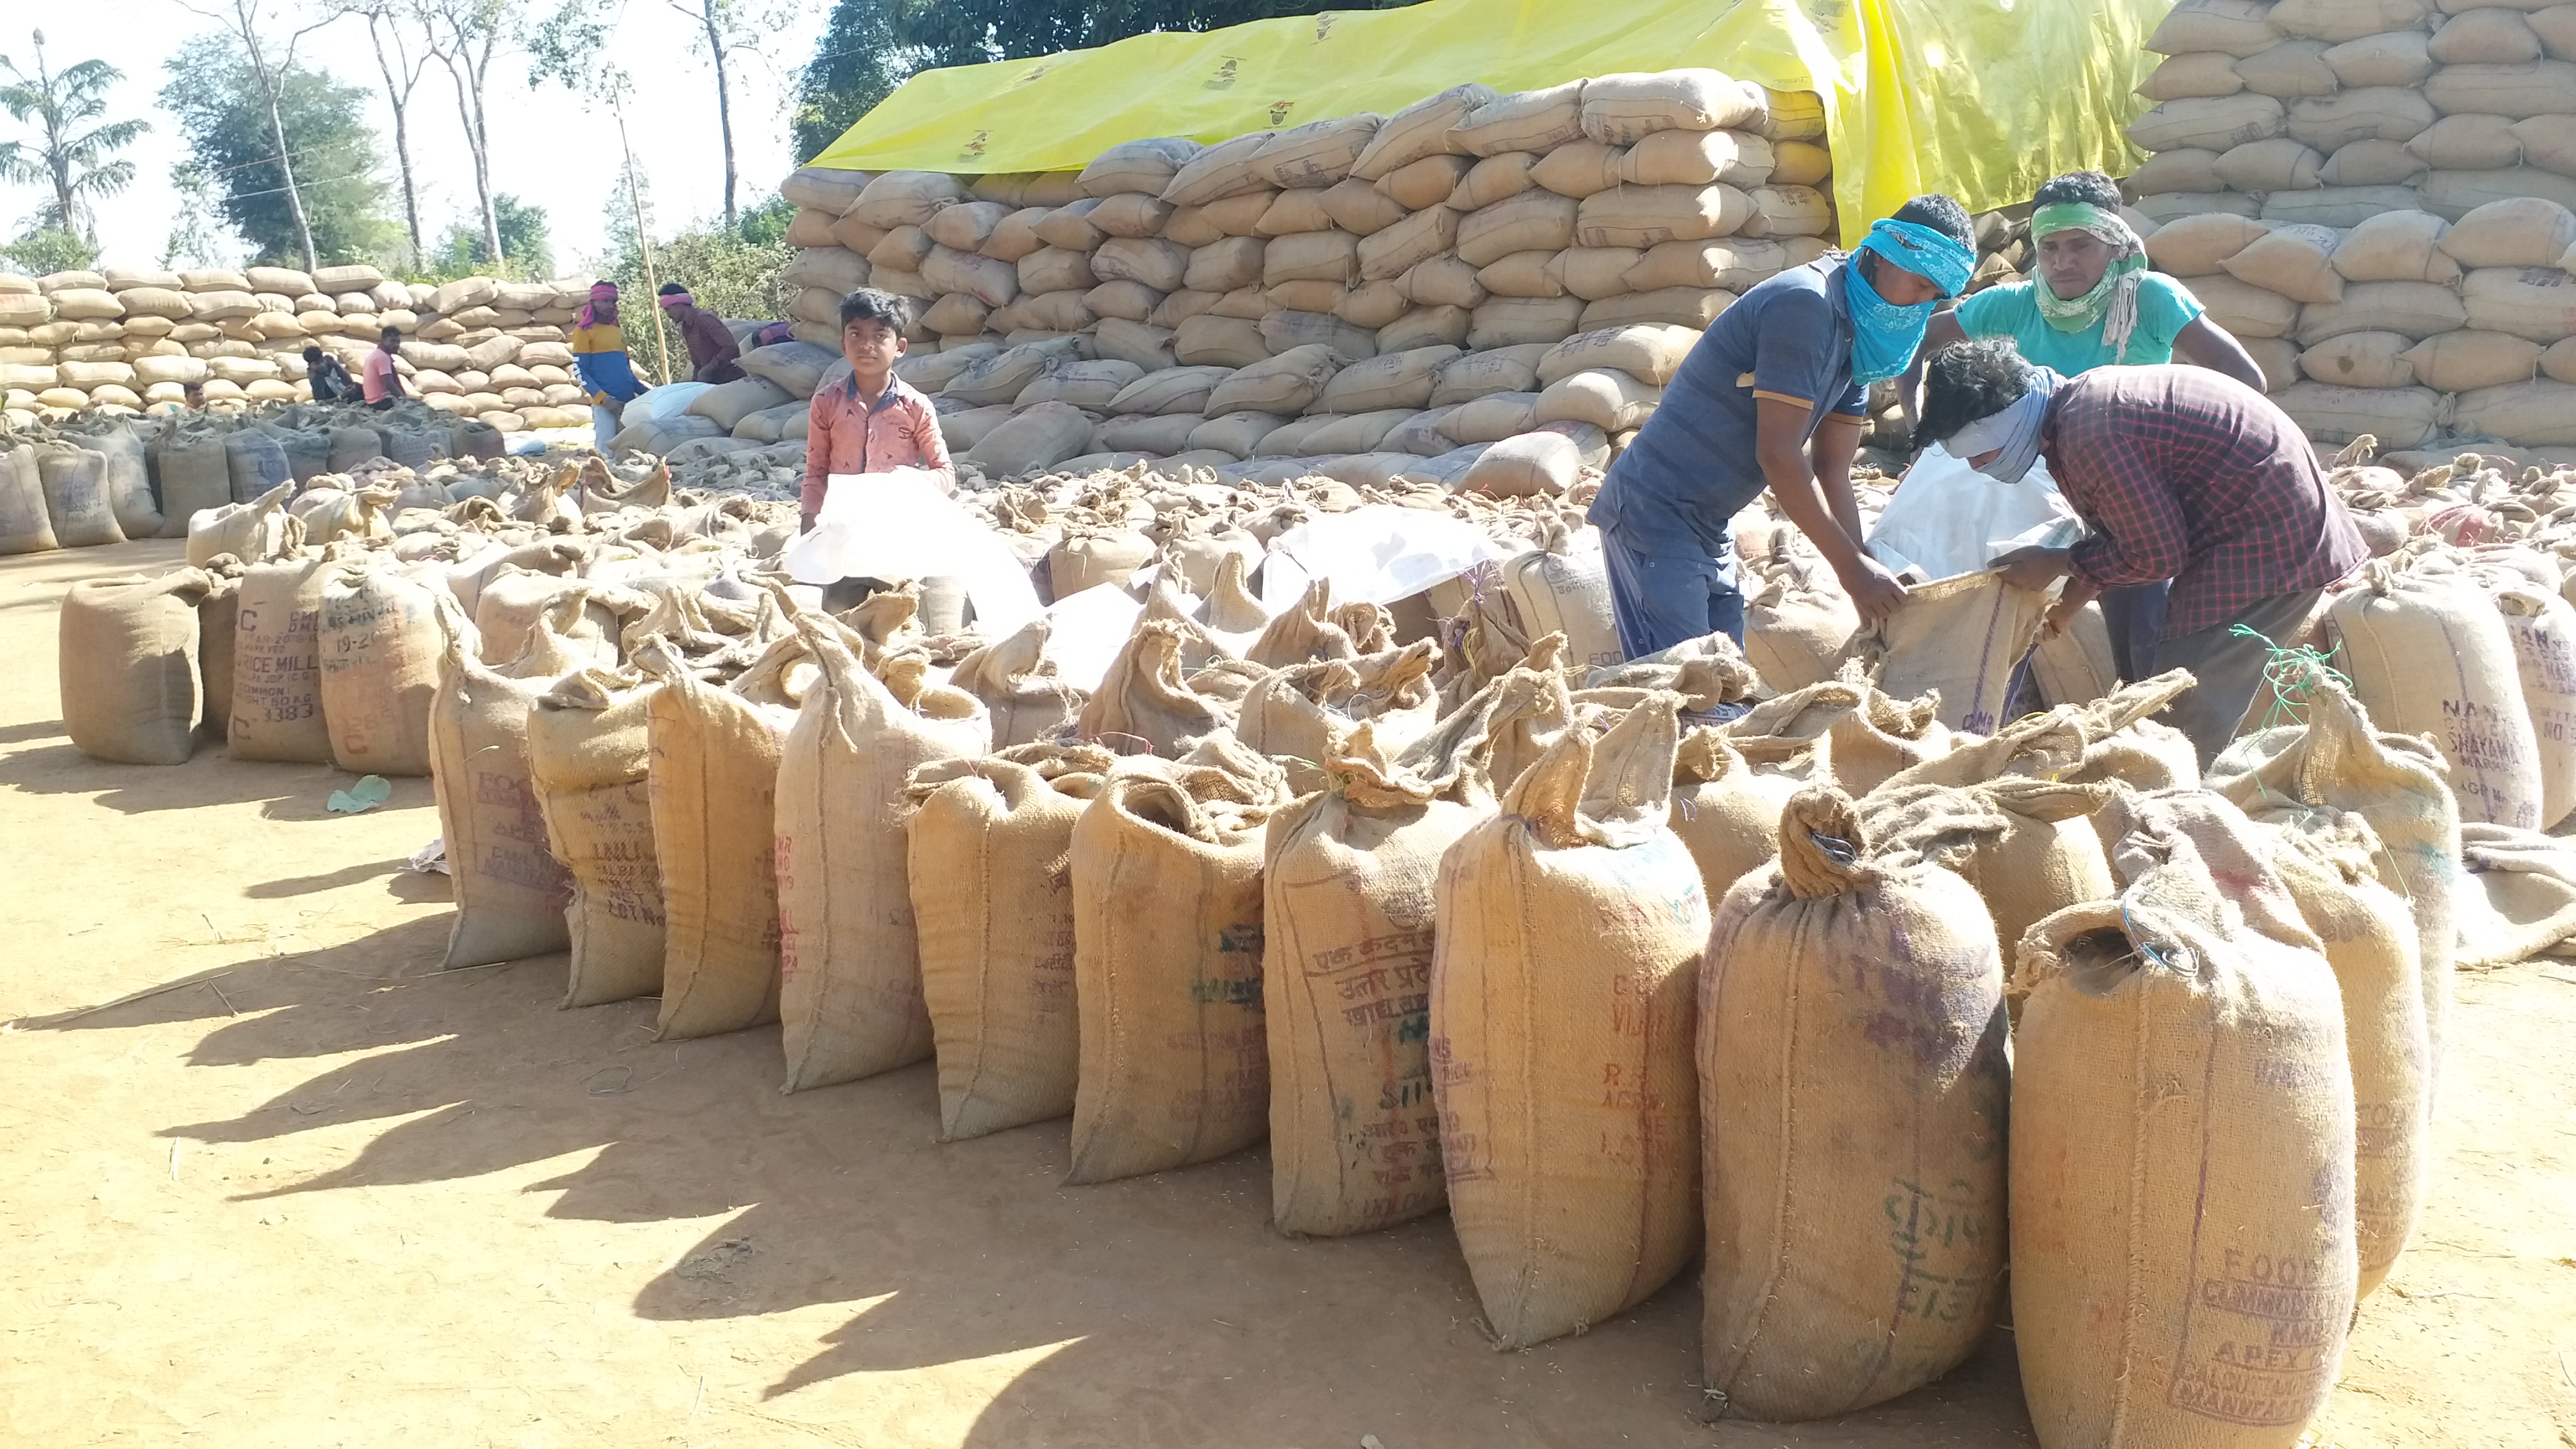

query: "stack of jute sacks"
left=0, top=266, right=601, bottom=431
left=61, top=430, right=2511, bottom=1442
left=2123, top=0, right=2576, bottom=467
left=772, top=70, right=2029, bottom=490
left=597, top=343, right=848, bottom=475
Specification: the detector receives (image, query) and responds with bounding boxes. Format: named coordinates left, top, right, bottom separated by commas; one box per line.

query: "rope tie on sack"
left=2234, top=624, right=2350, bottom=733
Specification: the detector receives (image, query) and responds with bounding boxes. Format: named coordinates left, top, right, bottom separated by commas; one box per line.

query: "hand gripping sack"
left=318, top=563, right=446, bottom=777
left=1067, top=757, right=1280, bottom=1183
left=528, top=668, right=667, bottom=1008
left=2261, top=813, right=2427, bottom=1300
left=2207, top=661, right=2460, bottom=1104
left=227, top=556, right=333, bottom=762
left=634, top=637, right=792, bottom=1040
left=1431, top=695, right=1706, bottom=1348
left=906, top=746, right=1113, bottom=1140
left=1864, top=570, right=2050, bottom=735
left=776, top=608, right=993, bottom=1092
left=59, top=569, right=213, bottom=765
left=2012, top=802, right=2356, bottom=1449
left=1699, top=785, right=2012, bottom=1420
left=1264, top=722, right=1491, bottom=1237
left=428, top=596, right=575, bottom=969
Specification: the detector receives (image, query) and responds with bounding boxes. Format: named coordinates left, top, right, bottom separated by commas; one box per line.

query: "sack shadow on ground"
left=0, top=738, right=433, bottom=820
left=17, top=922, right=2033, bottom=1446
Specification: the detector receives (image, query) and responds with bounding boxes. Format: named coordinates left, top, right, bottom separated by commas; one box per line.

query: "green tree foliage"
left=0, top=32, right=150, bottom=242
left=160, top=162, right=231, bottom=269
left=0, top=227, right=100, bottom=275
left=160, top=34, right=398, bottom=267
left=424, top=192, right=552, bottom=278
left=595, top=178, right=794, bottom=382
left=790, top=0, right=1420, bottom=160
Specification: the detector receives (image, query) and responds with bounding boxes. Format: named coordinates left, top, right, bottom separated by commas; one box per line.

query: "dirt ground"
left=1, top=537, right=2570, bottom=1449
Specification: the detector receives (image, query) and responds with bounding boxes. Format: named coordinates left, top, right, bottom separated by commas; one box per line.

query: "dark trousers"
left=1599, top=525, right=1745, bottom=659
left=2100, top=581, right=2171, bottom=684
left=2153, top=588, right=2326, bottom=769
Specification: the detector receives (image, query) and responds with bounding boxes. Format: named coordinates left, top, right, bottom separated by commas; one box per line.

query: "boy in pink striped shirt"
left=799, top=288, right=953, bottom=533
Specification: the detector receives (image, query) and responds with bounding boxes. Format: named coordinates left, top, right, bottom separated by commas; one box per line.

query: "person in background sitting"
left=1919, top=338, right=2365, bottom=767
left=304, top=345, right=360, bottom=404
left=361, top=327, right=409, bottom=409
left=571, top=281, right=648, bottom=451
left=658, top=283, right=745, bottom=384
left=801, top=288, right=951, bottom=610
left=1902, top=169, right=2269, bottom=681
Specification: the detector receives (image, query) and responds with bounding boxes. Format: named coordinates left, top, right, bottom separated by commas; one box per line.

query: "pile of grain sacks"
left=770, top=69, right=2020, bottom=488
left=53, top=442, right=2485, bottom=1445
left=2124, top=0, right=2576, bottom=466
left=0, top=267, right=601, bottom=432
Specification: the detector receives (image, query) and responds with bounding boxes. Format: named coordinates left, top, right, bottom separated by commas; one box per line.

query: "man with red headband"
left=657, top=283, right=744, bottom=384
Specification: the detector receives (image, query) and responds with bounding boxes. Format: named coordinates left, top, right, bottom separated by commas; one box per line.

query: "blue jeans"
left=591, top=406, right=621, bottom=450
left=1599, top=525, right=1745, bottom=660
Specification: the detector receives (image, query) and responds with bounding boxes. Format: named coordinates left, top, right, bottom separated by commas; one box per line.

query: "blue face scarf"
left=1845, top=218, right=1977, bottom=386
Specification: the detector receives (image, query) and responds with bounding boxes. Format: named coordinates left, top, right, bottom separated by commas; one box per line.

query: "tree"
left=0, top=31, right=150, bottom=243
left=331, top=0, right=433, bottom=261
left=172, top=0, right=340, bottom=271
left=160, top=162, right=231, bottom=269
left=792, top=0, right=907, bottom=164
left=418, top=0, right=518, bottom=272
left=0, top=228, right=100, bottom=276
left=161, top=34, right=397, bottom=267
left=532, top=0, right=785, bottom=229
left=428, top=191, right=550, bottom=276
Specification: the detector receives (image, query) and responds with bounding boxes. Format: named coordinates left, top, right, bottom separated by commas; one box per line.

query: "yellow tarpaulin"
left=809, top=0, right=2165, bottom=245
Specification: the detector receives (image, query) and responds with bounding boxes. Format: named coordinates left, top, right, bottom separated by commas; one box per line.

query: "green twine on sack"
left=2233, top=624, right=2351, bottom=734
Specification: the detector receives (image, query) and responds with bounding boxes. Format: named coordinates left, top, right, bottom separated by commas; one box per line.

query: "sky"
left=0, top=0, right=839, bottom=276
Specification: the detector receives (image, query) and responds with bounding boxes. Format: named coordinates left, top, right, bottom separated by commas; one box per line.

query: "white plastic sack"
left=621, top=382, right=716, bottom=425
left=783, top=469, right=1044, bottom=637
left=1261, top=504, right=1517, bottom=611
left=1866, top=442, right=2077, bottom=581
left=1037, top=584, right=1146, bottom=693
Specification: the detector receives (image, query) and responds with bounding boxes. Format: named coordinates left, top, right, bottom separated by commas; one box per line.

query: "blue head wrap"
left=1846, top=218, right=1977, bottom=386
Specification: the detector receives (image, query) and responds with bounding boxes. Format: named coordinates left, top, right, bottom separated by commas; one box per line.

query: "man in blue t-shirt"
left=1587, top=195, right=1978, bottom=660
left=1900, top=170, right=2266, bottom=680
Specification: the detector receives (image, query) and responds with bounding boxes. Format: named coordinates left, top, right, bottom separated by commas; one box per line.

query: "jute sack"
left=1077, top=615, right=1234, bottom=756
left=2479, top=571, right=2576, bottom=828
left=1265, top=722, right=1492, bottom=1236
left=1742, top=550, right=1860, bottom=694
left=2262, top=814, right=2427, bottom=1301
left=1726, top=675, right=1953, bottom=795
left=1248, top=579, right=1361, bottom=667
left=2327, top=565, right=2542, bottom=827
left=947, top=617, right=1087, bottom=747
left=2012, top=802, right=2355, bottom=1449
left=31, top=443, right=125, bottom=548
left=1408, top=657, right=1579, bottom=801
left=2063, top=670, right=2205, bottom=804
left=906, top=746, right=1112, bottom=1140
left=428, top=596, right=574, bottom=969
left=1237, top=642, right=1441, bottom=795
left=527, top=667, right=666, bottom=1008
left=1067, top=756, right=1280, bottom=1183
left=1865, top=570, right=2048, bottom=735
left=186, top=481, right=297, bottom=567
left=1431, top=696, right=1704, bottom=1348
left=634, top=637, right=791, bottom=1040
left=195, top=561, right=243, bottom=747
left=2208, top=662, right=2460, bottom=1104
left=1872, top=711, right=2121, bottom=955
left=227, top=555, right=334, bottom=762
left=776, top=608, right=993, bottom=1092
left=154, top=426, right=233, bottom=539
left=1666, top=727, right=1803, bottom=906
left=317, top=563, right=444, bottom=777
left=1501, top=523, right=1622, bottom=671
left=1701, top=786, right=2011, bottom=1419
left=59, top=569, right=212, bottom=765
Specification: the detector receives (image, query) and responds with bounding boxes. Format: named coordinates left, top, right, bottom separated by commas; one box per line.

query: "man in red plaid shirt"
left=1919, top=338, right=2366, bottom=765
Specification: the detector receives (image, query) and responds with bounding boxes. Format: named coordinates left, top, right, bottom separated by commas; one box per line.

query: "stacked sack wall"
left=0, top=267, right=612, bottom=436
left=2125, top=0, right=2576, bottom=467
left=774, top=71, right=2009, bottom=493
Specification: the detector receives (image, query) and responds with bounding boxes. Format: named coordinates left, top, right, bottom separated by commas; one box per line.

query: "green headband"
left=2032, top=201, right=2123, bottom=239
